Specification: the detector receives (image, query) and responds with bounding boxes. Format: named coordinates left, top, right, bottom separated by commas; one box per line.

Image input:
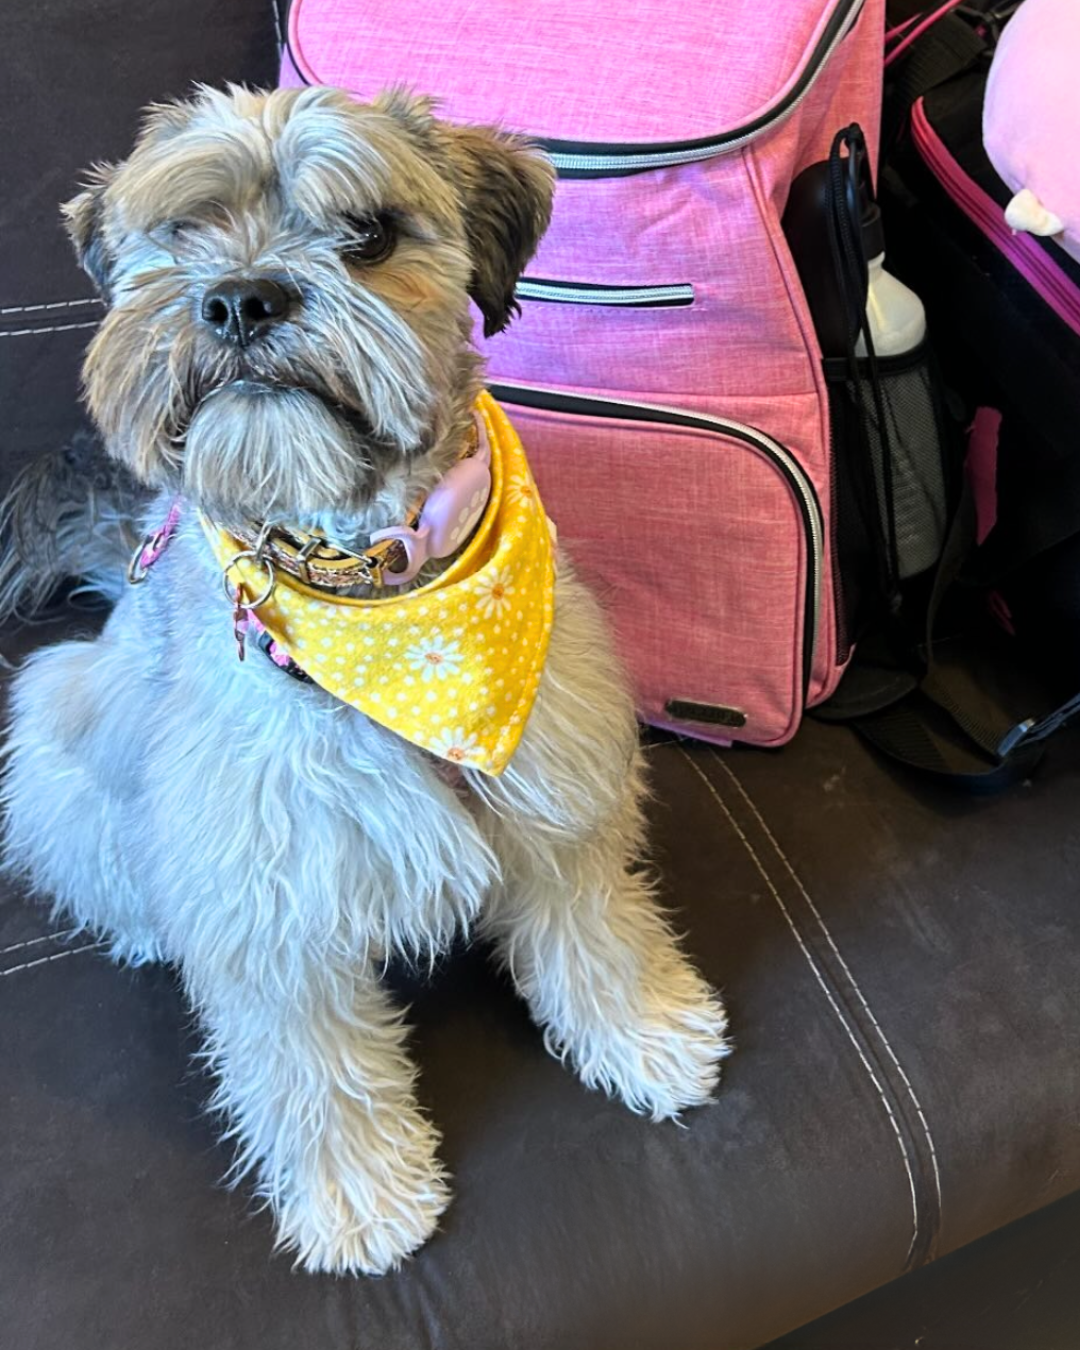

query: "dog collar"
left=202, top=391, right=556, bottom=776
left=225, top=412, right=491, bottom=592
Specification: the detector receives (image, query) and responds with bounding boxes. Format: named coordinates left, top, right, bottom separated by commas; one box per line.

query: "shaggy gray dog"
left=1, top=85, right=728, bottom=1274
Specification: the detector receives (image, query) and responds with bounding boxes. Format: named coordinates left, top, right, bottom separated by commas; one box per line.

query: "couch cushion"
left=767, top=1187, right=1080, bottom=1349
left=2, top=613, right=1078, bottom=1350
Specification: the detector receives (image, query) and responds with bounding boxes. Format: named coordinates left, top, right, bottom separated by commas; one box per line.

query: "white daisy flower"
left=474, top=568, right=515, bottom=619
left=406, top=633, right=463, bottom=682
left=507, top=472, right=537, bottom=506
left=430, top=727, right=480, bottom=764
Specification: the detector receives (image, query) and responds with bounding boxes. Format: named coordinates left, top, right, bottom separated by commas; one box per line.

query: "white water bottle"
left=854, top=232, right=943, bottom=579
left=856, top=252, right=927, bottom=357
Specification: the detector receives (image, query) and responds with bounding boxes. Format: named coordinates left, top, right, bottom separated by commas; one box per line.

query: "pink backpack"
left=282, top=0, right=886, bottom=748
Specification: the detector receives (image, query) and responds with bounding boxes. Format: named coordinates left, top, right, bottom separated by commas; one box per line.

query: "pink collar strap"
left=368, top=409, right=492, bottom=585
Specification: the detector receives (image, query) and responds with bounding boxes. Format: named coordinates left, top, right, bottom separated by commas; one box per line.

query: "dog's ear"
left=62, top=164, right=116, bottom=297
left=374, top=91, right=555, bottom=336
left=442, top=124, right=555, bottom=337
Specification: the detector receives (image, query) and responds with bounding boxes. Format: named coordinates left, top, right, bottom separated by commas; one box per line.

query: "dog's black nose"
left=200, top=277, right=290, bottom=347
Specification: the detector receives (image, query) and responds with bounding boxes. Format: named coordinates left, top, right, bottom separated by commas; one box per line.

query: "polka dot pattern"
left=203, top=392, right=556, bottom=776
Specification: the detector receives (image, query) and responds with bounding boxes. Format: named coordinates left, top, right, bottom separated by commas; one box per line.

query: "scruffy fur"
left=1, top=86, right=729, bottom=1275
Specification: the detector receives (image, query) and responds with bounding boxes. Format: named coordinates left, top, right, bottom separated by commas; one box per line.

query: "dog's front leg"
left=482, top=815, right=730, bottom=1121
left=189, top=955, right=448, bottom=1275
left=476, top=569, right=729, bottom=1120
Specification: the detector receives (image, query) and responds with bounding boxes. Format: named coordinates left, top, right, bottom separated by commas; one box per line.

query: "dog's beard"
left=84, top=259, right=444, bottom=525
left=182, top=382, right=383, bottom=525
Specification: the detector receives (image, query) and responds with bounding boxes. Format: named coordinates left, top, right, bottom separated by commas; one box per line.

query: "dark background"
left=0, top=0, right=284, bottom=490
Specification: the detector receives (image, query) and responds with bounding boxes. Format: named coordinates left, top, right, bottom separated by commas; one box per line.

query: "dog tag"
left=231, top=585, right=249, bottom=662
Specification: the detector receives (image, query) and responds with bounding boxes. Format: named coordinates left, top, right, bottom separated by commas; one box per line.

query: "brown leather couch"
left=3, top=3, right=1079, bottom=1346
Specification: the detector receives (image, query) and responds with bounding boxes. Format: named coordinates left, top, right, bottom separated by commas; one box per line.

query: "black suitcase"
left=824, top=1, right=1080, bottom=786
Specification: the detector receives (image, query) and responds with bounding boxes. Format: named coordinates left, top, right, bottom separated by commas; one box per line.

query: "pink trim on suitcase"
left=885, top=12, right=923, bottom=45
left=966, top=407, right=1002, bottom=548
left=884, top=0, right=963, bottom=68
left=911, top=98, right=1080, bottom=337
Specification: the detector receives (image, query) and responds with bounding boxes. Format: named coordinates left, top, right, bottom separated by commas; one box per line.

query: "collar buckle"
left=290, top=533, right=384, bottom=588
left=294, top=535, right=322, bottom=586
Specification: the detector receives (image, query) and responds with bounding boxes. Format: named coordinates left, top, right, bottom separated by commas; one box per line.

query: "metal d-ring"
left=221, top=549, right=276, bottom=610
left=127, top=535, right=154, bottom=585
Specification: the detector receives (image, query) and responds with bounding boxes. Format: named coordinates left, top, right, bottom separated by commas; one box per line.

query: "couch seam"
left=0, top=927, right=77, bottom=958
left=717, top=754, right=945, bottom=1217
left=0, top=299, right=101, bottom=316
left=0, top=321, right=101, bottom=339
left=678, top=746, right=921, bottom=1264
left=0, top=941, right=101, bottom=979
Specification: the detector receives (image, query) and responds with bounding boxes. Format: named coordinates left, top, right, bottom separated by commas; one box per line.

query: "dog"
left=0, top=85, right=729, bottom=1275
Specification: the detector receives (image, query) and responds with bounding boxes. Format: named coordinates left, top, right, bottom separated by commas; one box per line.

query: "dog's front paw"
left=274, top=1111, right=451, bottom=1276
left=568, top=973, right=731, bottom=1122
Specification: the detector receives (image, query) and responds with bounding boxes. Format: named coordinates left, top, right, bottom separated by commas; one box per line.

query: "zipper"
left=286, top=0, right=863, bottom=180
left=515, top=279, right=694, bottom=308
left=911, top=98, right=1080, bottom=338
left=488, top=381, right=823, bottom=699
left=541, top=0, right=865, bottom=177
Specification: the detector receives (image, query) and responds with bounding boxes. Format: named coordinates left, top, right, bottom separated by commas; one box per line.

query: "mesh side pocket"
left=855, top=342, right=950, bottom=582
left=827, top=374, right=882, bottom=662
left=827, top=340, right=953, bottom=659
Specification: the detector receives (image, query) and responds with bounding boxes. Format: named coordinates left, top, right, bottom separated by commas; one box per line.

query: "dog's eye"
left=341, top=214, right=396, bottom=264
left=151, top=218, right=200, bottom=247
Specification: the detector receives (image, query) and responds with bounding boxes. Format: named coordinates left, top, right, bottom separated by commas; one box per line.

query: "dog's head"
left=64, top=85, right=553, bottom=525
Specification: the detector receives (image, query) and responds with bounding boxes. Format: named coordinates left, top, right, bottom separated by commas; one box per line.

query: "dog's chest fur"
left=113, top=513, right=498, bottom=967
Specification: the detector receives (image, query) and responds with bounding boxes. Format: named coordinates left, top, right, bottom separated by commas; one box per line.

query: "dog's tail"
left=0, top=434, right=147, bottom=625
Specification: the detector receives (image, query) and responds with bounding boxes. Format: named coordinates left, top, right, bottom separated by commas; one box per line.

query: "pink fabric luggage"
left=282, top=0, right=886, bottom=747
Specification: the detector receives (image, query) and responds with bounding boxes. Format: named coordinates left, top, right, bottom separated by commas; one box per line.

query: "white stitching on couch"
left=0, top=927, right=78, bottom=958
left=678, top=747, right=921, bottom=1261
left=717, top=756, right=944, bottom=1213
left=0, top=299, right=101, bottom=315
left=0, top=321, right=101, bottom=339
left=0, top=941, right=101, bottom=978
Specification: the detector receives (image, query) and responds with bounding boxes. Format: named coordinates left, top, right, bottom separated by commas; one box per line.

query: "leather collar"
left=226, top=416, right=483, bottom=593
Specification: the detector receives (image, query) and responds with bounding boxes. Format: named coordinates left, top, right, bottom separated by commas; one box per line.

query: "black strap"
left=916, top=480, right=1013, bottom=751
left=850, top=478, right=1078, bottom=788
left=882, top=11, right=989, bottom=149
left=854, top=678, right=1079, bottom=790
left=827, top=126, right=901, bottom=607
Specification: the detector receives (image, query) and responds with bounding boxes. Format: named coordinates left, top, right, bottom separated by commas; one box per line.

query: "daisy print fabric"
left=203, top=392, right=556, bottom=776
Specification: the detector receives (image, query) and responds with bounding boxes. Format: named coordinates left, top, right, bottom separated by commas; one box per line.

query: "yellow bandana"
left=203, top=392, right=555, bottom=776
